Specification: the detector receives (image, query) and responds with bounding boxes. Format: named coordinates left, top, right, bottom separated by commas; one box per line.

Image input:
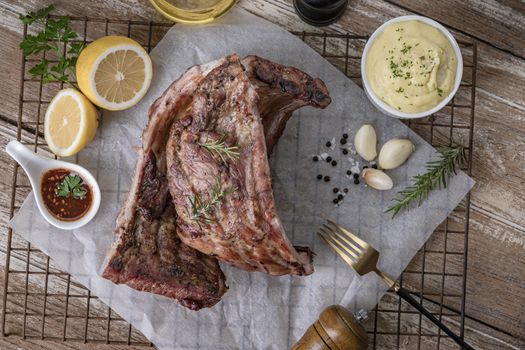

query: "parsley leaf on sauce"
left=57, top=174, right=87, bottom=200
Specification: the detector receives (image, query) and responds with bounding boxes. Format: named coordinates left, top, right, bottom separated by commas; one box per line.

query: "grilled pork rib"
left=103, top=54, right=330, bottom=309
left=166, top=55, right=330, bottom=276
left=102, top=58, right=230, bottom=310
left=241, top=55, right=331, bottom=153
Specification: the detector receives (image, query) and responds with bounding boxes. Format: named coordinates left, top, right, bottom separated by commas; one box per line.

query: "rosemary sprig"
left=386, top=145, right=466, bottom=218
left=199, top=136, right=240, bottom=163
left=19, top=5, right=85, bottom=88
left=189, top=182, right=237, bottom=223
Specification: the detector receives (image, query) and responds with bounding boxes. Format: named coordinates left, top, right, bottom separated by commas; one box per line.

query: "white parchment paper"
left=9, top=8, right=474, bottom=350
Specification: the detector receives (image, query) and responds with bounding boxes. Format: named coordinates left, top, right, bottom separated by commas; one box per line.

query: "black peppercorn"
left=354, top=179, right=360, bottom=185
left=331, top=160, right=337, bottom=166
left=326, top=141, right=332, bottom=147
left=337, top=194, right=344, bottom=200
left=371, top=163, right=378, bottom=169
left=343, top=188, right=349, bottom=193
left=333, top=198, right=339, bottom=204
left=363, top=165, right=369, bottom=169
left=342, top=149, right=348, bottom=155
left=326, top=156, right=332, bottom=162
left=340, top=138, right=347, bottom=145
left=332, top=187, right=339, bottom=193
left=324, top=175, right=330, bottom=182
left=313, top=156, right=319, bottom=162
left=317, top=174, right=323, bottom=180
left=353, top=173, right=359, bottom=179
left=342, top=133, right=348, bottom=139
left=346, top=170, right=352, bottom=176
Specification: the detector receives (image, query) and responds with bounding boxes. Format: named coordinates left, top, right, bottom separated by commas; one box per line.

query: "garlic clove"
left=378, top=138, right=415, bottom=170
left=354, top=124, right=377, bottom=161
left=362, top=168, right=393, bottom=190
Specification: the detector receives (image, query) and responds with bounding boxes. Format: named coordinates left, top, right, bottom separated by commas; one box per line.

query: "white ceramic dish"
left=6, top=141, right=101, bottom=230
left=361, top=15, right=463, bottom=119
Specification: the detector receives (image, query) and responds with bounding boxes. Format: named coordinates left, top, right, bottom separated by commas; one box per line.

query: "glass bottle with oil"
left=149, top=0, right=237, bottom=24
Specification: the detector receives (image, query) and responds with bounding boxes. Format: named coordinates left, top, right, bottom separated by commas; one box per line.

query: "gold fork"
left=319, top=220, right=474, bottom=350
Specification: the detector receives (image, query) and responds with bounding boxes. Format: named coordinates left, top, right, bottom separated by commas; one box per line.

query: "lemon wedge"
left=76, top=36, right=152, bottom=111
left=44, top=88, right=98, bottom=157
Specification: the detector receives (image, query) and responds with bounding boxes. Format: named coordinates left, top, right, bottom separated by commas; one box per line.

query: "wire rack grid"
left=1, top=15, right=476, bottom=349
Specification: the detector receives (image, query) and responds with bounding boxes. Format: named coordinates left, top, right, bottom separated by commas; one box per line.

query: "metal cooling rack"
left=1, top=15, right=476, bottom=349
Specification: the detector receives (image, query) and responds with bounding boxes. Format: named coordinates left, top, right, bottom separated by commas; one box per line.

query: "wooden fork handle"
left=396, top=287, right=475, bottom=350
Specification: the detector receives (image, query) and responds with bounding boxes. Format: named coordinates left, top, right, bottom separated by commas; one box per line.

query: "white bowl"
left=6, top=141, right=101, bottom=230
left=361, top=15, right=463, bottom=119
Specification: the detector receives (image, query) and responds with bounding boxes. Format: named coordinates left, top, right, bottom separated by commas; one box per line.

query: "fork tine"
left=326, top=220, right=368, bottom=249
left=322, top=224, right=364, bottom=256
left=320, top=227, right=361, bottom=261
left=318, top=231, right=357, bottom=267
left=320, top=227, right=359, bottom=260
left=323, top=224, right=365, bottom=254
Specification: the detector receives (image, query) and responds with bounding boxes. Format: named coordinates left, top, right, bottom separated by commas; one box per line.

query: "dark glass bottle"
left=293, top=0, right=348, bottom=27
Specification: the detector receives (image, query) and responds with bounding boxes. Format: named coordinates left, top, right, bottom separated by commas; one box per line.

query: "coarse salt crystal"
left=350, top=160, right=361, bottom=174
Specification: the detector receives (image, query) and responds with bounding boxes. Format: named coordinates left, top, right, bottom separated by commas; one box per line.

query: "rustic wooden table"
left=0, top=1, right=523, bottom=349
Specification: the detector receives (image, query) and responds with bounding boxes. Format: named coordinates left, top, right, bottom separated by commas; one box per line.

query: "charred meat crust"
left=102, top=58, right=232, bottom=310
left=137, top=151, right=169, bottom=221
left=242, top=55, right=331, bottom=108
left=241, top=55, right=331, bottom=153
left=166, top=55, right=330, bottom=276
left=102, top=151, right=227, bottom=310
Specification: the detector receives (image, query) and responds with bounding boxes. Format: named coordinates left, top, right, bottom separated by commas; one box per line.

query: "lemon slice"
left=44, top=89, right=98, bottom=157
left=76, top=36, right=152, bottom=111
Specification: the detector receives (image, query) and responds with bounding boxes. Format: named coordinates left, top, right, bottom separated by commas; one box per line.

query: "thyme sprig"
left=199, top=136, right=240, bottom=163
left=386, top=145, right=466, bottom=218
left=189, top=182, right=237, bottom=223
left=19, top=5, right=85, bottom=88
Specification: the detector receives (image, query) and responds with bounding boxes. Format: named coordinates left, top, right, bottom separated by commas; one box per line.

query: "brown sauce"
left=41, top=168, right=92, bottom=221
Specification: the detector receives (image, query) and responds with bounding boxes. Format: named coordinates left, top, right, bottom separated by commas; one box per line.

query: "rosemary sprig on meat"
left=189, top=182, right=237, bottom=223
left=199, top=136, right=240, bottom=163
left=386, top=145, right=466, bottom=218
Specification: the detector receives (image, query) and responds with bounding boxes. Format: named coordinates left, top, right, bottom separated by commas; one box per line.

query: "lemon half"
left=76, top=36, right=152, bottom=111
left=44, top=88, right=98, bottom=157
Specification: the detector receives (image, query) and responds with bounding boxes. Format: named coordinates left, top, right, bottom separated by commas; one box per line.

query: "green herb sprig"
left=56, top=174, right=87, bottom=200
left=199, top=136, right=240, bottom=163
left=189, top=182, right=237, bottom=223
left=386, top=145, right=466, bottom=218
left=19, top=5, right=85, bottom=87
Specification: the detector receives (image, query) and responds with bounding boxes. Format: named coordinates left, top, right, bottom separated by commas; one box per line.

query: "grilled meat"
left=166, top=54, right=330, bottom=276
left=103, top=54, right=330, bottom=310
left=102, top=58, right=230, bottom=310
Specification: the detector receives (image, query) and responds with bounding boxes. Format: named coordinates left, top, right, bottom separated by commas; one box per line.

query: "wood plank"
left=0, top=337, right=146, bottom=350
left=0, top=252, right=521, bottom=350
left=386, top=0, right=525, bottom=58
left=401, top=206, right=525, bottom=338
left=0, top=223, right=522, bottom=350
left=1, top=0, right=163, bottom=21
left=0, top=5, right=24, bottom=129
left=0, top=0, right=523, bottom=348
left=371, top=292, right=523, bottom=349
